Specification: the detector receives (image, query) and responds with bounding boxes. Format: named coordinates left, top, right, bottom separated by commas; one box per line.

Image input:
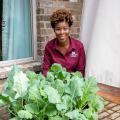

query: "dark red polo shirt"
left=42, top=37, right=86, bottom=76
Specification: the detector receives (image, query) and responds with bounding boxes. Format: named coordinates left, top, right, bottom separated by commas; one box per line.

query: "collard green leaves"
left=0, top=63, right=104, bottom=120
left=13, top=71, right=29, bottom=99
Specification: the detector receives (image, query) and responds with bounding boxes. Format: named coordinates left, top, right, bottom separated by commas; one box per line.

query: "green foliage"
left=0, top=63, right=104, bottom=120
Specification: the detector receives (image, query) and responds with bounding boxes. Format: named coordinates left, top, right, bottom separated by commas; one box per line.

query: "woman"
left=42, top=9, right=85, bottom=76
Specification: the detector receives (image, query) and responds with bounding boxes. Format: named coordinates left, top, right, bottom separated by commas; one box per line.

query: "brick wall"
left=36, top=0, right=83, bottom=63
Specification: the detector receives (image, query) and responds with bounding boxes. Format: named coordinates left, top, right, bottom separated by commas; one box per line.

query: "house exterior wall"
left=36, top=0, right=83, bottom=63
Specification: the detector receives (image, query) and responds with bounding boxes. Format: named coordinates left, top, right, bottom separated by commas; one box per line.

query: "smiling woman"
left=42, top=9, right=86, bottom=76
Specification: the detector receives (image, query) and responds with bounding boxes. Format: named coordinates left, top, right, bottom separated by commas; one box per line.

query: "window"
left=0, top=0, right=37, bottom=67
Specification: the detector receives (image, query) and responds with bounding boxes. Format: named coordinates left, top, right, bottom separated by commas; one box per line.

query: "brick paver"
left=99, top=100, right=120, bottom=120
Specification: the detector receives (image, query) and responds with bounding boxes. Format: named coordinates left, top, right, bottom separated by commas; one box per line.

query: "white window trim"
left=69, top=0, right=78, bottom=2
left=0, top=0, right=37, bottom=67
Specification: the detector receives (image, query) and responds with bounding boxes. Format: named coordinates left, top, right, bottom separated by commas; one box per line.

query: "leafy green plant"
left=0, top=64, right=104, bottom=120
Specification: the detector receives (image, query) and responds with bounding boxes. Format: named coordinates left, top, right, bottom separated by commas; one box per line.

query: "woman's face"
left=54, top=21, right=70, bottom=43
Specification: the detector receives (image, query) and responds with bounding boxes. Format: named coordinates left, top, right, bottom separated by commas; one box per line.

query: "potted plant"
left=0, top=63, right=104, bottom=120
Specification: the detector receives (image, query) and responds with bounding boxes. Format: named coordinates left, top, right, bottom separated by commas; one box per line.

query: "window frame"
left=0, top=0, right=37, bottom=67
left=69, top=0, right=78, bottom=2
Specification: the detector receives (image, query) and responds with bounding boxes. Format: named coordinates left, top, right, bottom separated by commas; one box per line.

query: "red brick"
left=106, top=103, right=117, bottom=109
left=109, top=112, right=120, bottom=119
left=98, top=112, right=109, bottom=119
left=112, top=105, right=120, bottom=111
left=116, top=117, right=120, bottom=120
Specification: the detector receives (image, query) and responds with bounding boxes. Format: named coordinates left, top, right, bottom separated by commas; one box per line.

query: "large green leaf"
left=0, top=93, right=10, bottom=105
left=13, top=71, right=29, bottom=99
left=46, top=72, right=55, bottom=82
left=80, top=77, right=100, bottom=108
left=65, top=110, right=88, bottom=120
left=68, top=76, right=84, bottom=97
left=17, top=110, right=32, bottom=119
left=40, top=79, right=51, bottom=88
left=56, top=102, right=66, bottom=111
left=65, top=110, right=80, bottom=119
left=44, top=85, right=61, bottom=104
left=49, top=115, right=68, bottom=120
left=62, top=95, right=73, bottom=110
left=0, top=99, right=5, bottom=106
left=38, top=72, right=46, bottom=81
left=83, top=108, right=92, bottom=119
left=50, top=63, right=62, bottom=73
left=78, top=113, right=88, bottom=120
left=28, top=81, right=41, bottom=101
left=56, top=95, right=72, bottom=112
left=3, top=65, right=20, bottom=98
left=25, top=103, right=39, bottom=114
left=84, top=77, right=99, bottom=94
left=57, top=70, right=68, bottom=80
left=45, top=104, right=57, bottom=117
left=71, top=71, right=82, bottom=78
left=54, top=79, right=65, bottom=96
left=9, top=117, right=20, bottom=120
left=26, top=70, right=38, bottom=82
left=90, top=95, right=104, bottom=112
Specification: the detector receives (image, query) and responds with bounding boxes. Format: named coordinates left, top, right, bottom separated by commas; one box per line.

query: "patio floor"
left=98, top=83, right=120, bottom=120
left=99, top=100, right=120, bottom=120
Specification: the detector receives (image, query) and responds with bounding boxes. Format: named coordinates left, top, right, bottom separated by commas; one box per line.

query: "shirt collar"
left=53, top=37, right=76, bottom=52
left=69, top=37, right=76, bottom=50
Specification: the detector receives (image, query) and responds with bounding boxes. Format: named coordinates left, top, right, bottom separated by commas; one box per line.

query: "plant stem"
left=8, top=107, right=16, bottom=117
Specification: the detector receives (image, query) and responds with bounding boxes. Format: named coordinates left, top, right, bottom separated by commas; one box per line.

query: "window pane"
left=0, top=0, right=2, bottom=61
left=1, top=0, right=32, bottom=61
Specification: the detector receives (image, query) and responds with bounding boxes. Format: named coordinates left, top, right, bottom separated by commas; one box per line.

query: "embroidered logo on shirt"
left=70, top=51, right=78, bottom=57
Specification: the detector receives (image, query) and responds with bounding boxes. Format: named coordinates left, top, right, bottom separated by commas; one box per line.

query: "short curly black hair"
left=50, top=9, right=73, bottom=29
